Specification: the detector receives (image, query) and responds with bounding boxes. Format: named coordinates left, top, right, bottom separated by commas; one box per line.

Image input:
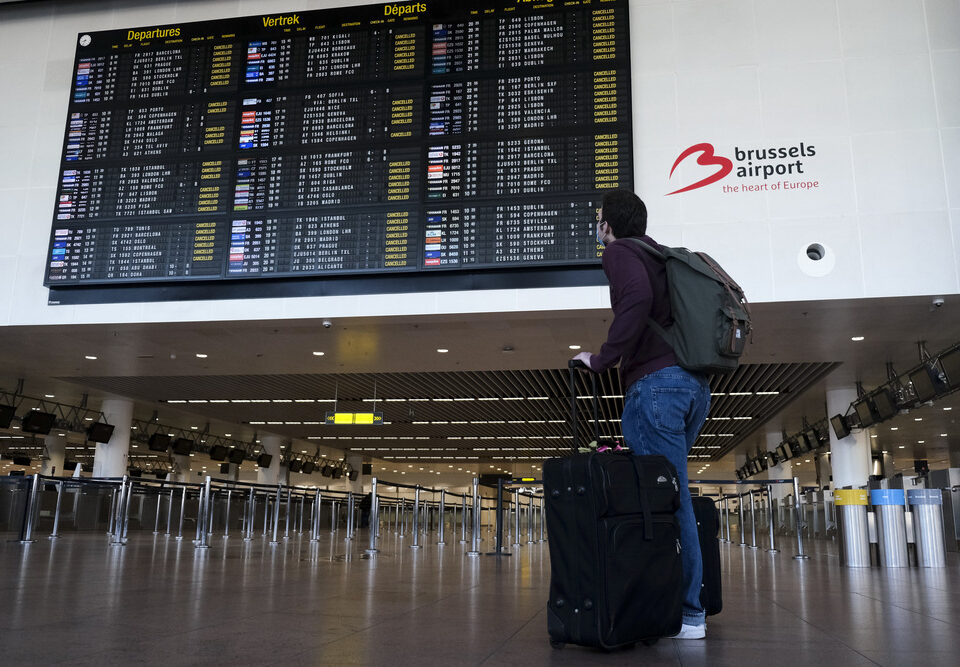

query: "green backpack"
left=629, top=239, right=751, bottom=374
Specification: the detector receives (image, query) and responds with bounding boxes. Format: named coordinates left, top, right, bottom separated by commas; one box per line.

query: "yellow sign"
left=325, top=412, right=383, bottom=425
left=834, top=489, right=868, bottom=506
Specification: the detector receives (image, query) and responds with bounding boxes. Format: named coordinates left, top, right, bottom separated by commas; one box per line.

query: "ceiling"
left=1, top=293, right=960, bottom=485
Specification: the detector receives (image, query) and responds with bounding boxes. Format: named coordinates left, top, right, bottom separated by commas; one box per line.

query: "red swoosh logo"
left=666, top=143, right=733, bottom=195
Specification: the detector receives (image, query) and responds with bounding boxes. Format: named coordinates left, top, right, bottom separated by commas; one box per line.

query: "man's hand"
left=572, top=351, right=594, bottom=370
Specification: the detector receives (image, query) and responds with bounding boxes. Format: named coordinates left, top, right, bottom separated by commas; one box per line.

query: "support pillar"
left=827, top=387, right=871, bottom=489
left=93, top=398, right=133, bottom=478
left=172, top=454, right=192, bottom=482
left=41, top=434, right=67, bottom=477
left=257, top=435, right=287, bottom=485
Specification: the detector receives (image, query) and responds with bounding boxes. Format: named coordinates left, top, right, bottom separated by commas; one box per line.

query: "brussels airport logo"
left=666, top=142, right=819, bottom=196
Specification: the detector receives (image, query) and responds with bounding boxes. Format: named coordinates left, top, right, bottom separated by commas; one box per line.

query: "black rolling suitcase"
left=543, top=361, right=684, bottom=650
left=692, top=495, right=723, bottom=616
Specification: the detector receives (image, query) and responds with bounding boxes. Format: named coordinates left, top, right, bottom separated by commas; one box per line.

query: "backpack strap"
left=624, top=237, right=672, bottom=345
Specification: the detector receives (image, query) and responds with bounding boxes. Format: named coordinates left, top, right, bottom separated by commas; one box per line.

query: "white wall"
left=0, top=0, right=958, bottom=328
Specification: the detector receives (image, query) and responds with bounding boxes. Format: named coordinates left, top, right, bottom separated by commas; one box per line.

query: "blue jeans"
left=621, top=366, right=711, bottom=627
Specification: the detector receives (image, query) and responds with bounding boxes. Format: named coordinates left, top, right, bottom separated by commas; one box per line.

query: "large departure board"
left=45, top=0, right=631, bottom=294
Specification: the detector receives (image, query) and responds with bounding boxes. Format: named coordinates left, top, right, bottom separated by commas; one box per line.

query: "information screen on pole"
left=44, top=0, right=632, bottom=303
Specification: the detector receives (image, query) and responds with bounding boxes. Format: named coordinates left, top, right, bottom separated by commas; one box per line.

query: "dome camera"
left=932, top=297, right=945, bottom=308
left=322, top=320, right=333, bottom=329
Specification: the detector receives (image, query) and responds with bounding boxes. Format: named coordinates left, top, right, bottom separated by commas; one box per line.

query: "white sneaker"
left=673, top=623, right=706, bottom=640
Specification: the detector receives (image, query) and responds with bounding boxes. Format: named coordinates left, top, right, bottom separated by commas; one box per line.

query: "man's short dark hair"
left=601, top=189, right=647, bottom=238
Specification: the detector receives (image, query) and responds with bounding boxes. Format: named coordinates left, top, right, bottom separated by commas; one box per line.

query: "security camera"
left=932, top=297, right=945, bottom=308
left=322, top=320, right=333, bottom=329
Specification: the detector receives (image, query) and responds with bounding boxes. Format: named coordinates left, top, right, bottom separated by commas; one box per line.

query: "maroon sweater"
left=588, top=235, right=677, bottom=389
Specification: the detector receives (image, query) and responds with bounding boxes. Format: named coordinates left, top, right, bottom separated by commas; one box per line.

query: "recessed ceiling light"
left=899, top=445, right=905, bottom=449
left=890, top=427, right=898, bottom=431
left=196, top=353, right=208, bottom=359
left=871, top=434, right=878, bottom=438
left=437, top=348, right=449, bottom=353
left=940, top=433, right=948, bottom=437
left=44, top=394, right=55, bottom=398
left=568, top=344, right=581, bottom=350
left=914, top=417, right=923, bottom=422
left=851, top=336, right=865, bottom=342
left=882, top=450, right=888, bottom=454
left=84, top=355, right=97, bottom=360
left=918, top=440, right=925, bottom=444
left=224, top=433, right=231, bottom=437
left=944, top=407, right=952, bottom=411
left=312, top=351, right=325, bottom=356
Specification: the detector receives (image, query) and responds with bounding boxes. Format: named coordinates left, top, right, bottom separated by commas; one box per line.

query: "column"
left=222, top=463, right=240, bottom=481
left=827, top=387, right=871, bottom=489
left=765, top=431, right=792, bottom=502
left=41, top=434, right=67, bottom=477
left=172, top=453, right=192, bottom=482
left=257, top=434, right=287, bottom=485
left=92, top=397, right=133, bottom=478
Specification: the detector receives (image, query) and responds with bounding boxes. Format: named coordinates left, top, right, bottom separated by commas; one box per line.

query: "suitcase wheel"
left=549, top=640, right=565, bottom=650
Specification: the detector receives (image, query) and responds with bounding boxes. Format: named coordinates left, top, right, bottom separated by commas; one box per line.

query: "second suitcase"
left=691, top=495, right=723, bottom=616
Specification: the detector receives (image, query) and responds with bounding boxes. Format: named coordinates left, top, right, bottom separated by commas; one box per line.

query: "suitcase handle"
left=568, top=360, right=600, bottom=454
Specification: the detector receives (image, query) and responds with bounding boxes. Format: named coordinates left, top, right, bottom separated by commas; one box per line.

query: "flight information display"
left=45, top=0, right=632, bottom=291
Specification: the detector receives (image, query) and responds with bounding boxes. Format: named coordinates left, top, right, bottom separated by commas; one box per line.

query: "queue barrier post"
left=793, top=476, right=810, bottom=560
left=49, top=480, right=65, bottom=540
left=766, top=485, right=779, bottom=554
left=437, top=490, right=446, bottom=545
left=410, top=486, right=422, bottom=549
left=366, top=478, right=379, bottom=555
left=467, top=478, right=481, bottom=556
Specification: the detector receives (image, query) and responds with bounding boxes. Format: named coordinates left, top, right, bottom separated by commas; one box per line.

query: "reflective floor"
left=1, top=528, right=958, bottom=666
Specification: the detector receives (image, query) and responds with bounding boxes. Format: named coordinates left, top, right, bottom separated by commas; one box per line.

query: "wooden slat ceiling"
left=66, top=361, right=839, bottom=463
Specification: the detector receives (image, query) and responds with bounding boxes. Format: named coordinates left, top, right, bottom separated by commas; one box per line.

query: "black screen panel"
left=45, top=0, right=632, bottom=304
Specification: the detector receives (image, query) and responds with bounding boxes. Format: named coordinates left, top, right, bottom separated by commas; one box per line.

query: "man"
left=572, top=188, right=711, bottom=640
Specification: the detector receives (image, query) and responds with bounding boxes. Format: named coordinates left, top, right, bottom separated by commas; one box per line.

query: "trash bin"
left=871, top=489, right=909, bottom=567
left=835, top=489, right=870, bottom=567
left=907, top=489, right=946, bottom=568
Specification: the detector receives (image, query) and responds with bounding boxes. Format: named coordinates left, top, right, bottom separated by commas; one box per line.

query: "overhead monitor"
left=0, top=404, right=15, bottom=429
left=331, top=467, right=343, bottom=479
left=208, top=444, right=228, bottom=461
left=44, top=0, right=632, bottom=306
left=288, top=459, right=303, bottom=473
left=148, top=434, right=171, bottom=451
left=776, top=444, right=789, bottom=461
left=219, top=463, right=230, bottom=474
left=831, top=414, right=851, bottom=440
left=86, top=421, right=115, bottom=443
left=938, top=348, right=960, bottom=388
left=21, top=410, right=56, bottom=435
left=227, top=448, right=245, bottom=464
left=321, top=465, right=334, bottom=477
left=348, top=470, right=359, bottom=481
left=13, top=455, right=31, bottom=466
left=63, top=460, right=79, bottom=471
left=909, top=366, right=940, bottom=403
left=172, top=438, right=194, bottom=456
left=257, top=453, right=273, bottom=468
left=872, top=390, right=898, bottom=420
left=128, top=467, right=143, bottom=478
left=854, top=399, right=875, bottom=428
left=300, top=461, right=316, bottom=475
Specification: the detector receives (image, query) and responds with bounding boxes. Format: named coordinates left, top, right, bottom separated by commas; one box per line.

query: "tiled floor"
left=1, top=527, right=958, bottom=666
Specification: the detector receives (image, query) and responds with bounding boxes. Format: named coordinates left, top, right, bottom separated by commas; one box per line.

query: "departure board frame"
left=45, top=0, right=632, bottom=305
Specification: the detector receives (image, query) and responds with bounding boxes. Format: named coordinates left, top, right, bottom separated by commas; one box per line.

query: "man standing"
left=572, top=189, right=711, bottom=639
